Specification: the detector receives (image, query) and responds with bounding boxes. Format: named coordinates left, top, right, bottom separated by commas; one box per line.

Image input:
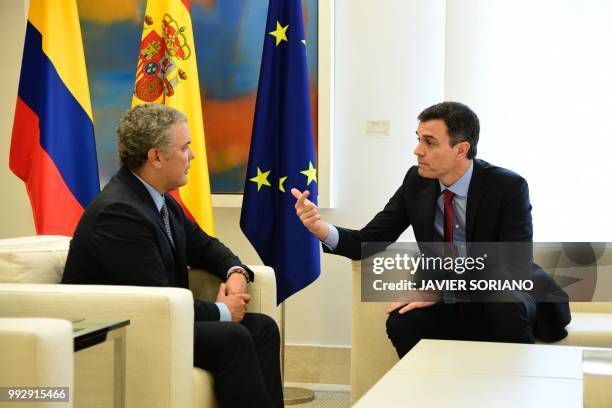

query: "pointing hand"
left=291, top=188, right=329, bottom=241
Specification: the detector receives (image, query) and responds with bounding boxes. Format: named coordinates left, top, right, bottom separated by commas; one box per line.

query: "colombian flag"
left=132, top=0, right=215, bottom=235
left=10, top=0, right=100, bottom=236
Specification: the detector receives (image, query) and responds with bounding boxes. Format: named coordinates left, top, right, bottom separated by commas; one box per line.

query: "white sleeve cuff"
left=226, top=265, right=244, bottom=279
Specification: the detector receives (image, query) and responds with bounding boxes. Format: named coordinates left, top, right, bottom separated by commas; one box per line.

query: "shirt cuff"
left=226, top=266, right=249, bottom=282
left=322, top=223, right=339, bottom=250
left=215, top=302, right=231, bottom=322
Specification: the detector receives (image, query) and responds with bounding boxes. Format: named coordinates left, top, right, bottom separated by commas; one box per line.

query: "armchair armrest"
left=188, top=265, right=280, bottom=327
left=0, top=283, right=194, bottom=408
left=0, top=317, right=73, bottom=405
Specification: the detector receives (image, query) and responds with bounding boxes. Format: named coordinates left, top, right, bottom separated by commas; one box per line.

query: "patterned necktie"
left=160, top=200, right=175, bottom=248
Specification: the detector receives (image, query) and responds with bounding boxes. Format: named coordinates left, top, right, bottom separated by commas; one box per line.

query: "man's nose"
left=414, top=143, right=423, bottom=157
left=189, top=148, right=196, bottom=161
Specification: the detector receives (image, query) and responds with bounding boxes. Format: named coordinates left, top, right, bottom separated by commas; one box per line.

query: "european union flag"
left=240, top=0, right=320, bottom=304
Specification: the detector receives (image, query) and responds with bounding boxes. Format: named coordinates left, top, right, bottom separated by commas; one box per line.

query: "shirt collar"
left=131, top=171, right=165, bottom=212
left=439, top=160, right=474, bottom=197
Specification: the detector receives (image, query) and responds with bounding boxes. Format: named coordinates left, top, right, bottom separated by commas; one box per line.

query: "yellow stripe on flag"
left=132, top=0, right=215, bottom=235
left=28, top=0, right=94, bottom=121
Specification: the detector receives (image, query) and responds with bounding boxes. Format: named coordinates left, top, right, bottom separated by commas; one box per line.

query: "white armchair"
left=0, top=236, right=280, bottom=408
left=0, top=317, right=73, bottom=408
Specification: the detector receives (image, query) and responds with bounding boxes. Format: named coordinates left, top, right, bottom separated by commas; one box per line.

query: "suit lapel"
left=117, top=166, right=156, bottom=208
left=165, top=196, right=189, bottom=288
left=466, top=159, right=486, bottom=241
left=117, top=166, right=176, bottom=255
left=420, top=180, right=440, bottom=241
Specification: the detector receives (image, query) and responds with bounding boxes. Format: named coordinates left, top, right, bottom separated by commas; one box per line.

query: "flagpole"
left=239, top=0, right=320, bottom=402
left=281, top=302, right=315, bottom=405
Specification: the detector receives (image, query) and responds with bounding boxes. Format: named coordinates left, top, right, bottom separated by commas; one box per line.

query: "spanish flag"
left=132, top=0, right=215, bottom=235
left=10, top=0, right=100, bottom=236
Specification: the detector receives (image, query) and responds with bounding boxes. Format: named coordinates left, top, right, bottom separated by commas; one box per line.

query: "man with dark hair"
left=417, top=101, right=480, bottom=159
left=63, top=104, right=283, bottom=407
left=291, top=101, right=569, bottom=357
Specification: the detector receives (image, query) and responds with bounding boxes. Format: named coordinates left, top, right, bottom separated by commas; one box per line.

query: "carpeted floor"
left=291, top=391, right=350, bottom=408
left=284, top=384, right=351, bottom=408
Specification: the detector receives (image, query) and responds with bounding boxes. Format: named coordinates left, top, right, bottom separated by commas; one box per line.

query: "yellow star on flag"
left=249, top=167, right=272, bottom=191
left=279, top=176, right=288, bottom=192
left=269, top=21, right=289, bottom=46
left=300, top=161, right=317, bottom=186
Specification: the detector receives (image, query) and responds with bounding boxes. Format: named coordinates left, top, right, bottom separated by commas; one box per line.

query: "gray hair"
left=117, top=104, right=187, bottom=170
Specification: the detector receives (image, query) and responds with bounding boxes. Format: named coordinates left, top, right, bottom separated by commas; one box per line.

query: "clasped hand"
left=216, top=281, right=250, bottom=323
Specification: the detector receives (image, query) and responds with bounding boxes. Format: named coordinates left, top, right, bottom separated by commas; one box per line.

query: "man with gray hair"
left=63, top=104, right=283, bottom=407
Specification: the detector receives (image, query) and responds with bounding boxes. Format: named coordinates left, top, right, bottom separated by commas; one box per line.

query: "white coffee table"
left=353, top=339, right=584, bottom=408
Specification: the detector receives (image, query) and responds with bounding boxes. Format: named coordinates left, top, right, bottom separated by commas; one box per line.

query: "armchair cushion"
left=0, top=235, right=70, bottom=283
left=551, top=312, right=612, bottom=347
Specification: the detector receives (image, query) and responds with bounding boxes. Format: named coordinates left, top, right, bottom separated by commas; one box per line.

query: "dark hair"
left=417, top=102, right=479, bottom=159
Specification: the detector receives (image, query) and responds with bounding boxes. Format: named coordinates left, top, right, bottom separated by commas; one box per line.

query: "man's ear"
left=456, top=142, right=471, bottom=160
left=147, top=148, right=163, bottom=169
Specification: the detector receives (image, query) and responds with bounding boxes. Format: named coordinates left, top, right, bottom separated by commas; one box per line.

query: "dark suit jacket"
left=62, top=166, right=253, bottom=321
left=325, top=158, right=570, bottom=342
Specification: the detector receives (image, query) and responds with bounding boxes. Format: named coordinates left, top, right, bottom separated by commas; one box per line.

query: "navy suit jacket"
left=325, top=158, right=570, bottom=342
left=62, top=166, right=253, bottom=321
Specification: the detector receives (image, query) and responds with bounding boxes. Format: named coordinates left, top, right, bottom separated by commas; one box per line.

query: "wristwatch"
left=228, top=268, right=250, bottom=283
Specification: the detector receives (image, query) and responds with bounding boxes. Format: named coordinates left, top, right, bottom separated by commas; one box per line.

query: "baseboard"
left=284, top=382, right=351, bottom=392
left=284, top=345, right=350, bottom=385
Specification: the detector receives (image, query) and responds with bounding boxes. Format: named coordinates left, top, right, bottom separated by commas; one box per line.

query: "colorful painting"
left=78, top=0, right=318, bottom=193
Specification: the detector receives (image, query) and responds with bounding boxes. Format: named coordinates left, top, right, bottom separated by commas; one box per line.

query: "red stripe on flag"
left=10, top=98, right=84, bottom=235
left=181, top=0, right=190, bottom=12
left=28, top=149, right=85, bottom=235
left=168, top=189, right=196, bottom=223
left=10, top=98, right=38, bottom=181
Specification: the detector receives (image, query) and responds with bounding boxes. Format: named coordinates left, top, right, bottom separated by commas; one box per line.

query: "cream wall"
left=0, top=0, right=35, bottom=237
left=444, top=0, right=612, bottom=243
left=0, top=0, right=445, bottom=347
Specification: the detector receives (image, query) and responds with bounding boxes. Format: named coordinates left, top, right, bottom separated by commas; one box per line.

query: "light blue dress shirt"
left=131, top=172, right=232, bottom=322
left=434, top=160, right=473, bottom=257
left=323, top=162, right=474, bottom=304
left=323, top=161, right=474, bottom=255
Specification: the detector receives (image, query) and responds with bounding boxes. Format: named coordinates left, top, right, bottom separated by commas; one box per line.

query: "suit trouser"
left=386, top=299, right=536, bottom=358
left=194, top=313, right=284, bottom=408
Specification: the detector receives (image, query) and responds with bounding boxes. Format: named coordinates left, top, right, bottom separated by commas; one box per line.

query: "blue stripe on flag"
left=18, top=22, right=99, bottom=207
